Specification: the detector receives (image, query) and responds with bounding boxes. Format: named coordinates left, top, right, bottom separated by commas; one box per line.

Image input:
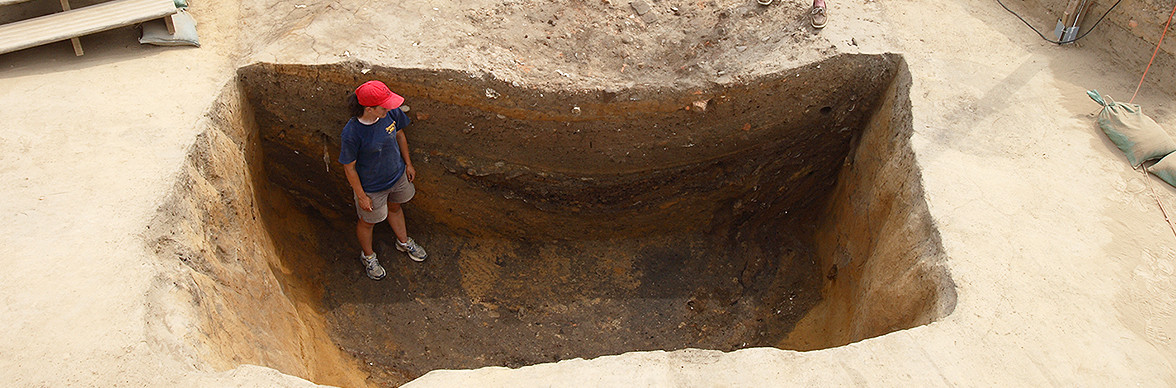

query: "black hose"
left=996, top=0, right=1123, bottom=45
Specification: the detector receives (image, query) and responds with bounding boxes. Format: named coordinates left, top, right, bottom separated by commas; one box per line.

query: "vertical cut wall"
left=146, top=82, right=370, bottom=387
left=781, top=64, right=957, bottom=350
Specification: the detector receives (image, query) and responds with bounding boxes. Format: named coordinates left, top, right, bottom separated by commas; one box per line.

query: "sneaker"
left=811, top=6, right=827, bottom=29
left=361, top=252, right=386, bottom=280
left=396, top=237, right=428, bottom=262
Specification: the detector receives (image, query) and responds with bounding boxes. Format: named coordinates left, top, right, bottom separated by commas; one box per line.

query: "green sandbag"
left=139, top=9, right=199, bottom=47
left=1149, top=152, right=1176, bottom=188
left=1087, top=90, right=1176, bottom=167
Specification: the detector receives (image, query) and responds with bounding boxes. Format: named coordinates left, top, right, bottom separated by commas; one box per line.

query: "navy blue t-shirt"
left=338, top=108, right=411, bottom=193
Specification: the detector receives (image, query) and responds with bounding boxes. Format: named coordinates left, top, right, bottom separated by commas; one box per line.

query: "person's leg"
left=353, top=190, right=389, bottom=280
left=355, top=188, right=389, bottom=255
left=387, top=202, right=409, bottom=243
left=384, top=174, right=426, bottom=261
left=356, top=219, right=376, bottom=256
left=355, top=218, right=386, bottom=280
left=388, top=201, right=427, bottom=261
left=811, top=0, right=827, bottom=28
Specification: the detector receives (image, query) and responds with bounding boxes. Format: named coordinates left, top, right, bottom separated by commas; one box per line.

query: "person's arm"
left=343, top=161, right=373, bottom=211
left=396, top=130, right=416, bottom=182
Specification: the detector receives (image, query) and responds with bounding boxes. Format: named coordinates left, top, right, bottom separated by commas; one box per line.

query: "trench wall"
left=234, top=54, right=958, bottom=358
left=146, top=54, right=955, bottom=386
left=146, top=82, right=368, bottom=387
left=781, top=63, right=957, bottom=350
left=238, top=55, right=898, bottom=240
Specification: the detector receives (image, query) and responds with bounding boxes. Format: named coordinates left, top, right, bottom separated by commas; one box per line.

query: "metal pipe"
left=1072, top=0, right=1090, bottom=27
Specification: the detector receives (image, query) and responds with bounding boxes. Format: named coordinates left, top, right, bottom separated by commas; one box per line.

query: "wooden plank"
left=1062, top=0, right=1080, bottom=27
left=0, top=0, right=176, bottom=55
left=1076, top=0, right=1096, bottom=28
left=58, top=0, right=84, bottom=55
left=70, top=37, right=82, bottom=55
left=0, top=0, right=37, bottom=6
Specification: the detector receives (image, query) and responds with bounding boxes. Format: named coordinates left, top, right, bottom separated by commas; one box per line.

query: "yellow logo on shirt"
left=385, top=122, right=396, bottom=134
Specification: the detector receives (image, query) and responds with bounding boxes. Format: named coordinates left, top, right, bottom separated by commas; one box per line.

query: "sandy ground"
left=1, top=0, right=1174, bottom=386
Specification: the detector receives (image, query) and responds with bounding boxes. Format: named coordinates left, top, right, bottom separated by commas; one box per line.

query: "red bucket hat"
left=355, top=80, right=404, bottom=109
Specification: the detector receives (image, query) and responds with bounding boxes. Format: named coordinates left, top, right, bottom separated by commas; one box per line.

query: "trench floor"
left=304, top=208, right=820, bottom=386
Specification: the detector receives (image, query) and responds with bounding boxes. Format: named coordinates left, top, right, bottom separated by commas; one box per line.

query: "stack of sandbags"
left=1088, top=90, right=1176, bottom=186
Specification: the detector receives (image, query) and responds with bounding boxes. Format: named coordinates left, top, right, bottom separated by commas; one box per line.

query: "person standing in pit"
left=339, top=80, right=427, bottom=280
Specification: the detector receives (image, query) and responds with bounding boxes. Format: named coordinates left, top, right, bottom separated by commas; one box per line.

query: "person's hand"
left=405, top=164, right=416, bottom=182
left=357, top=193, right=373, bottom=212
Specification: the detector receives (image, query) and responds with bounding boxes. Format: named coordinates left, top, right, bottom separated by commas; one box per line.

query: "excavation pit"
left=156, top=54, right=955, bottom=386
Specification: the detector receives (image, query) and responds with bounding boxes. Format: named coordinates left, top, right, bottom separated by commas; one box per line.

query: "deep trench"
left=190, top=53, right=954, bottom=386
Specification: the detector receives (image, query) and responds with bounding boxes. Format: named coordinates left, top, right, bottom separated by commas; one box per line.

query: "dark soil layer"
left=238, top=54, right=899, bottom=385
left=312, top=222, right=816, bottom=385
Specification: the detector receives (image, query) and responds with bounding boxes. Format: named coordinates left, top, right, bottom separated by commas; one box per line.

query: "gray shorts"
left=355, top=173, right=415, bottom=224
